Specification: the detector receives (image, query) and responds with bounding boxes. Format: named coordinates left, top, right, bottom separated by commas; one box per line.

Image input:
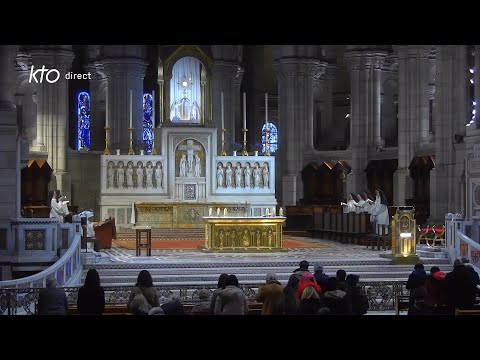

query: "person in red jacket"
left=424, top=266, right=449, bottom=314
left=296, top=271, right=322, bottom=299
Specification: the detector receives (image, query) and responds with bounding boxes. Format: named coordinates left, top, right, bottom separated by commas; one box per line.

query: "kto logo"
left=28, top=65, right=60, bottom=84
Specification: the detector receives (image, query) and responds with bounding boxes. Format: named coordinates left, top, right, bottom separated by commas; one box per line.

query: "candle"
left=221, top=91, right=224, bottom=129
left=209, top=207, right=213, bottom=216
left=265, top=208, right=269, bottom=217
left=105, top=86, right=109, bottom=128
left=272, top=207, right=276, bottom=217
left=224, top=208, right=227, bottom=216
left=243, top=92, right=246, bottom=129
left=129, top=89, right=133, bottom=128
left=265, top=92, right=268, bottom=128
left=279, top=207, right=283, bottom=216
left=217, top=208, right=220, bottom=216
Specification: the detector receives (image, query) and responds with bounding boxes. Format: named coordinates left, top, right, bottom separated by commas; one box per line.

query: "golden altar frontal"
left=134, top=202, right=250, bottom=229
left=202, top=216, right=287, bottom=252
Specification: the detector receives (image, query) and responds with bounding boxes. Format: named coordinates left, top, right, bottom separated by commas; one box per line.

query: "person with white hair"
left=191, top=289, right=211, bottom=315
left=255, top=273, right=283, bottom=315
left=37, top=275, right=69, bottom=315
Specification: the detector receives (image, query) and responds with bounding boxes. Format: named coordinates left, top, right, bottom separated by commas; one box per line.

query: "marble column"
left=101, top=49, right=147, bottom=153
left=273, top=58, right=319, bottom=205
left=344, top=52, right=368, bottom=194
left=475, top=45, right=480, bottom=129
left=0, top=45, right=19, bottom=222
left=84, top=63, right=107, bottom=152
left=418, top=47, right=432, bottom=143
left=372, top=55, right=386, bottom=147
left=28, top=46, right=74, bottom=199
left=212, top=61, right=244, bottom=153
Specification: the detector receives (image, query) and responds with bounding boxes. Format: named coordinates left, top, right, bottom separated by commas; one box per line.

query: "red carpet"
left=113, top=237, right=328, bottom=250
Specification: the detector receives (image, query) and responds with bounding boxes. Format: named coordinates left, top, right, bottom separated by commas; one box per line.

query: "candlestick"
left=265, top=208, right=270, bottom=217
left=224, top=208, right=227, bottom=217
left=272, top=207, right=276, bottom=217
left=216, top=208, right=220, bottom=216
left=243, top=92, right=247, bottom=130
left=279, top=207, right=283, bottom=216
left=221, top=91, right=224, bottom=129
left=241, top=128, right=248, bottom=156
left=103, top=127, right=110, bottom=155
left=209, top=207, right=213, bottom=217
left=129, top=89, right=133, bottom=128
left=265, top=92, right=268, bottom=128
left=128, top=127, right=135, bottom=155
left=220, top=128, right=226, bottom=156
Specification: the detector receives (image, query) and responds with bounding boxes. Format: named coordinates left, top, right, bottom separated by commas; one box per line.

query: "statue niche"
left=175, top=139, right=205, bottom=178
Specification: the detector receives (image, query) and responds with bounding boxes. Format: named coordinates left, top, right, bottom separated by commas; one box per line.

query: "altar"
left=99, top=127, right=277, bottom=228
left=202, top=216, right=287, bottom=252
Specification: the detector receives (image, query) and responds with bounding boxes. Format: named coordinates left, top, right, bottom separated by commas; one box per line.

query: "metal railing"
left=0, top=280, right=408, bottom=315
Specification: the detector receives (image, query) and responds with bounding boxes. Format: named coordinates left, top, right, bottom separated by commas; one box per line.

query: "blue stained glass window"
left=262, top=122, right=278, bottom=154
left=77, top=92, right=90, bottom=150
left=143, top=93, right=154, bottom=153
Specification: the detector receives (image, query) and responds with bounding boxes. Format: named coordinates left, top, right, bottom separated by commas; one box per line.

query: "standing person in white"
left=50, top=190, right=69, bottom=223
left=370, top=189, right=389, bottom=234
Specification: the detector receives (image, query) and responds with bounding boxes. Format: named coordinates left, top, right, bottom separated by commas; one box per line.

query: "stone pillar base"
left=393, top=168, right=413, bottom=205
left=282, top=175, right=297, bottom=206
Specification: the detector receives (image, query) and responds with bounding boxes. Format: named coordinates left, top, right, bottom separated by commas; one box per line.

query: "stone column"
left=101, top=46, right=147, bottom=153
left=29, top=46, right=74, bottom=199
left=475, top=45, right=480, bottom=129
left=418, top=47, right=432, bottom=143
left=0, top=45, right=19, bottom=222
left=373, top=55, right=386, bottom=147
left=212, top=61, right=243, bottom=153
left=325, top=64, right=336, bottom=141
left=84, top=63, right=106, bottom=152
left=273, top=58, right=319, bottom=205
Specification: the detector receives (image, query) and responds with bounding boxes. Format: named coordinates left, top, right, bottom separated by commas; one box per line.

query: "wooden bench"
left=395, top=295, right=410, bottom=315
left=455, top=308, right=480, bottom=315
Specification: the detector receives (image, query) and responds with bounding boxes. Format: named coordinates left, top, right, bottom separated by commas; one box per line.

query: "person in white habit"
left=50, top=190, right=70, bottom=223
left=370, top=189, right=389, bottom=234
left=341, top=193, right=358, bottom=213
left=79, top=210, right=100, bottom=252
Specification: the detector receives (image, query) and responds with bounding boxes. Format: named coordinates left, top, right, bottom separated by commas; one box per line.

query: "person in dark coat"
left=445, top=259, right=479, bottom=311
left=321, top=277, right=352, bottom=314
left=297, top=286, right=322, bottom=315
left=127, top=270, right=159, bottom=312
left=313, top=264, right=329, bottom=293
left=293, top=260, right=310, bottom=282
left=345, top=274, right=369, bottom=315
left=406, top=263, right=427, bottom=309
left=161, top=296, right=185, bottom=315
left=278, top=274, right=300, bottom=314
left=77, top=268, right=105, bottom=315
left=37, top=275, right=69, bottom=315
left=336, top=269, right=347, bottom=292
left=408, top=287, right=435, bottom=315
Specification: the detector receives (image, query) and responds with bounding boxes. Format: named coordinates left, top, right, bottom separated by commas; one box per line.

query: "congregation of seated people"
left=35, top=258, right=479, bottom=315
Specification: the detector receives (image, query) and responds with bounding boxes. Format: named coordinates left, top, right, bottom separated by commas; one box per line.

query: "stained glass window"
left=143, top=93, right=154, bottom=153
left=262, top=122, right=278, bottom=154
left=77, top=92, right=90, bottom=150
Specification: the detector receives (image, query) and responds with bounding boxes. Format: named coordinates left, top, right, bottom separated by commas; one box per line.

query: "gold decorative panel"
left=204, top=217, right=286, bottom=251
left=25, top=229, right=46, bottom=250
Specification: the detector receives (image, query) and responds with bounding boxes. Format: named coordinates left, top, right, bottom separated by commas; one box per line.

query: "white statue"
left=225, top=163, right=233, bottom=188
left=179, top=154, right=187, bottom=177
left=262, top=163, right=269, bottom=188
left=107, top=161, right=115, bottom=188
left=244, top=163, right=251, bottom=188
left=155, top=161, right=163, bottom=189
left=116, top=161, right=125, bottom=188
left=136, top=162, right=144, bottom=188
left=253, top=163, right=261, bottom=188
left=126, top=162, right=134, bottom=187
left=235, top=163, right=242, bottom=188
left=217, top=163, right=224, bottom=188
left=194, top=153, right=201, bottom=177
left=145, top=162, right=154, bottom=188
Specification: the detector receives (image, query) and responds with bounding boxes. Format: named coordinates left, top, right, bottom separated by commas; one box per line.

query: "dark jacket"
left=279, top=286, right=299, bottom=315
left=408, top=301, right=435, bottom=315
left=161, top=300, right=185, bottom=315
left=314, top=271, right=329, bottom=293
left=37, top=286, right=69, bottom=315
left=77, top=285, right=105, bottom=315
left=345, top=285, right=369, bottom=315
left=445, top=265, right=478, bottom=310
left=321, top=290, right=352, bottom=315
left=297, top=298, right=322, bottom=315
left=406, top=269, right=427, bottom=290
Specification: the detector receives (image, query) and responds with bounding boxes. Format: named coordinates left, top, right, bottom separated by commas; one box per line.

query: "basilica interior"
left=0, top=45, right=479, bottom=315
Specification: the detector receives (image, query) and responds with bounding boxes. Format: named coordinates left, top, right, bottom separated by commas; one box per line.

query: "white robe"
left=370, top=196, right=389, bottom=234
left=50, top=198, right=68, bottom=223
left=355, top=199, right=366, bottom=213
